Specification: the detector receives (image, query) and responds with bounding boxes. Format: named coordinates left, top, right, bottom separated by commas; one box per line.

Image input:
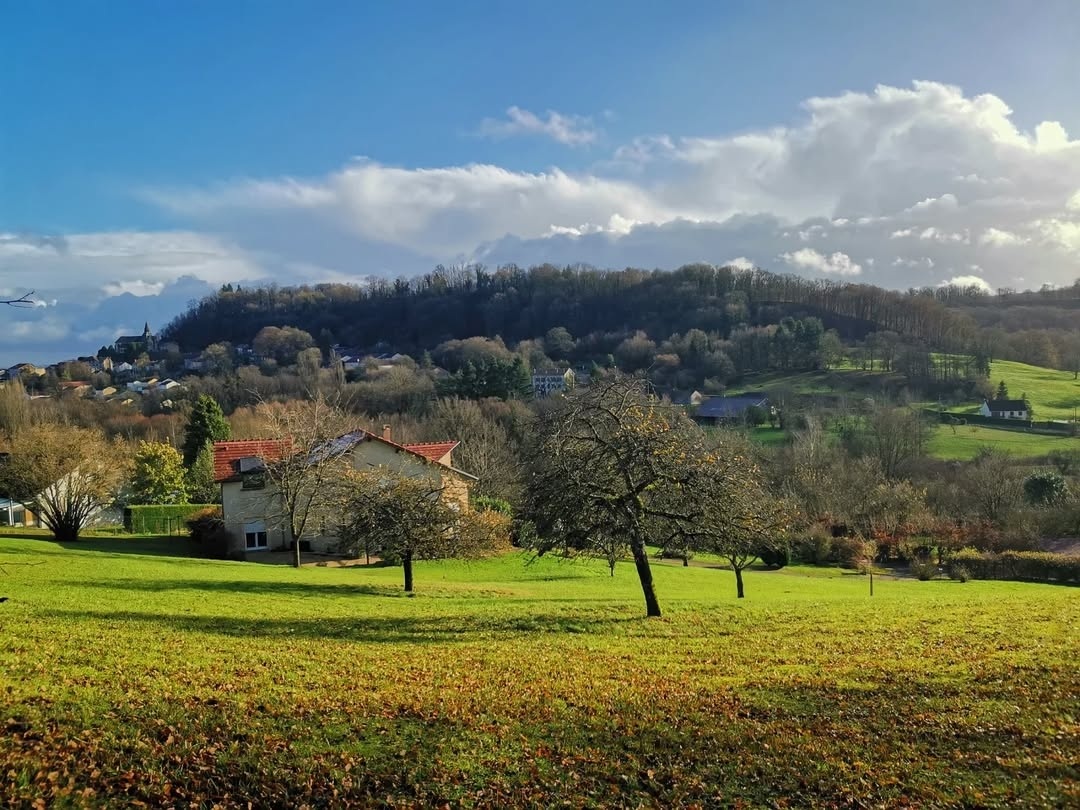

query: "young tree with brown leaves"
left=0, top=424, right=126, bottom=541
left=678, top=434, right=792, bottom=599
left=338, top=468, right=509, bottom=592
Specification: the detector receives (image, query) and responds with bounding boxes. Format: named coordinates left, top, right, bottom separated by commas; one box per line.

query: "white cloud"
left=725, top=257, right=755, bottom=270
left=941, top=275, right=994, bottom=293
left=979, top=227, right=1027, bottom=247
left=780, top=248, right=861, bottom=276
left=892, top=256, right=935, bottom=269
left=12, top=80, right=1080, bottom=363
left=136, top=81, right=1080, bottom=295
left=477, top=106, right=599, bottom=146
left=102, top=280, right=167, bottom=297
left=918, top=227, right=969, bottom=243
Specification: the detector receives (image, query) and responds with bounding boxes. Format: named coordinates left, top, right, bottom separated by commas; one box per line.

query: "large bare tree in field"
left=523, top=376, right=704, bottom=618
left=255, top=396, right=355, bottom=568
left=0, top=424, right=126, bottom=542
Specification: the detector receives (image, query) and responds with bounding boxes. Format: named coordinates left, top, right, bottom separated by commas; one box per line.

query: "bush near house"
left=184, top=506, right=238, bottom=560
left=124, top=504, right=218, bottom=535
left=948, top=548, right=1080, bottom=584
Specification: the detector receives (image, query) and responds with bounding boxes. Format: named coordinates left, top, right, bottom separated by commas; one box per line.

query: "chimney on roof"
left=382, top=424, right=392, bottom=441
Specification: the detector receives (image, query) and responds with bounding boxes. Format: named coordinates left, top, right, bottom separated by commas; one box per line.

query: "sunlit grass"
left=1, top=535, right=1077, bottom=806
left=927, top=423, right=1080, bottom=460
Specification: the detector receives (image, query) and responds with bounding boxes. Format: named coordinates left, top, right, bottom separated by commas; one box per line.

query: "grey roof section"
left=987, top=399, right=1028, bottom=410
left=695, top=394, right=769, bottom=419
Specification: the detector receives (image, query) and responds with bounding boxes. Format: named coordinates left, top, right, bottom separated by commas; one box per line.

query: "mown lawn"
left=927, top=423, right=1080, bottom=460
left=982, top=360, right=1080, bottom=422
left=1, top=536, right=1077, bottom=807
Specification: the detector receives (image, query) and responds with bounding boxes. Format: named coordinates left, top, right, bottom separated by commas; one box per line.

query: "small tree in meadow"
left=523, top=376, right=704, bottom=617
left=130, top=441, right=189, bottom=504
left=338, top=468, right=508, bottom=592
left=681, top=435, right=791, bottom=598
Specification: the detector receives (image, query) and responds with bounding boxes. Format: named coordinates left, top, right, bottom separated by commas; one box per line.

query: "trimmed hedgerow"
left=948, top=548, right=1080, bottom=584
left=124, top=504, right=218, bottom=535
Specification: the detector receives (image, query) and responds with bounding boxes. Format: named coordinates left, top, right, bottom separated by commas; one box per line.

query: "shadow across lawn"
left=39, top=607, right=641, bottom=643
left=74, top=577, right=404, bottom=599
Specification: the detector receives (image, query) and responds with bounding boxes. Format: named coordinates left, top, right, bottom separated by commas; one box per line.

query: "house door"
left=243, top=521, right=268, bottom=551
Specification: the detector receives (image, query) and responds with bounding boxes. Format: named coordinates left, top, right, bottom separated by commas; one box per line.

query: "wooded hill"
left=161, top=263, right=1080, bottom=372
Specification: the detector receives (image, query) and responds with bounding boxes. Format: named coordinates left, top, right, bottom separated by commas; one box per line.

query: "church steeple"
left=143, top=322, right=152, bottom=337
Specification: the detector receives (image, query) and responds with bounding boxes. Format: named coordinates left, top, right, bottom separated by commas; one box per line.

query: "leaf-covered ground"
left=1, top=536, right=1077, bottom=808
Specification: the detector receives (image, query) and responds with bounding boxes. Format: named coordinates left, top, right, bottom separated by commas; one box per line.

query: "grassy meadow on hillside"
left=1, top=535, right=1077, bottom=807
left=979, top=360, right=1080, bottom=421
left=927, top=424, right=1080, bottom=460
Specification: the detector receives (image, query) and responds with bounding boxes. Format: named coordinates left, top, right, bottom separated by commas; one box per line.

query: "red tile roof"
left=212, top=440, right=289, bottom=483
left=403, top=441, right=459, bottom=463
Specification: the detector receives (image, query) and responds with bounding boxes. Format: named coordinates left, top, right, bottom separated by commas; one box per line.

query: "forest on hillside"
left=162, top=264, right=1080, bottom=375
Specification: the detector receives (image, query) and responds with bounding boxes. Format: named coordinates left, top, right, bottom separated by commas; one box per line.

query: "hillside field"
left=927, top=424, right=1080, bottom=460
left=979, top=360, right=1080, bottom=421
left=1, top=536, right=1077, bottom=807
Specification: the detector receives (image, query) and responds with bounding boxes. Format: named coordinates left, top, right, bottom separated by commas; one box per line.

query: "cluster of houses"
left=0, top=324, right=189, bottom=407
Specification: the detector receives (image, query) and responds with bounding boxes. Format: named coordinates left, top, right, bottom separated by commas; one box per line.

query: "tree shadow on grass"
left=75, top=577, right=403, bottom=598
left=38, top=607, right=641, bottom=643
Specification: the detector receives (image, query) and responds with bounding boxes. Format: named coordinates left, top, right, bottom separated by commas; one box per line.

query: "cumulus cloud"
left=780, top=248, right=862, bottom=276
left=942, top=275, right=994, bottom=293
left=136, top=81, right=1080, bottom=296
left=9, top=80, right=1080, bottom=362
left=477, top=106, right=599, bottom=146
left=725, top=257, right=756, bottom=270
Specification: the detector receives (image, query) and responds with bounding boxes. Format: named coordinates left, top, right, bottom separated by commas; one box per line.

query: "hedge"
left=948, top=548, right=1080, bottom=584
left=931, top=410, right=1072, bottom=435
left=124, top=504, right=219, bottom=535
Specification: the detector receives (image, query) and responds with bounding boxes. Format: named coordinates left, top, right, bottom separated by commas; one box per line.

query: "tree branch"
left=1, top=291, right=36, bottom=308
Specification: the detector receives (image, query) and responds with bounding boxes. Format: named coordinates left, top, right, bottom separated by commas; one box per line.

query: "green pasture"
left=1, top=535, right=1076, bottom=807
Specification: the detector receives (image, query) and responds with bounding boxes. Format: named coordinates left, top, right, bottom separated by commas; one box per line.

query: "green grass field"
left=983, top=360, right=1080, bottom=422
left=927, top=424, right=1080, bottom=460
left=2, top=536, right=1077, bottom=807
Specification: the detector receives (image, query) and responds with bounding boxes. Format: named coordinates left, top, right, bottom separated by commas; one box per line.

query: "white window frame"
left=243, top=521, right=269, bottom=551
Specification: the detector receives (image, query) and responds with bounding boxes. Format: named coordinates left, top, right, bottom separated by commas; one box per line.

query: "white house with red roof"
left=212, top=427, right=475, bottom=556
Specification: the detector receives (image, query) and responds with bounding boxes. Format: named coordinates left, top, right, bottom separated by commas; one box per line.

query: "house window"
left=243, top=521, right=268, bottom=551
left=242, top=472, right=266, bottom=490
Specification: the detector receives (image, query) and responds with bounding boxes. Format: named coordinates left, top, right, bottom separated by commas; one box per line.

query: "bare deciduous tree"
left=254, top=395, right=355, bottom=568
left=523, top=376, right=703, bottom=618
left=0, top=424, right=126, bottom=541
left=681, top=434, right=792, bottom=599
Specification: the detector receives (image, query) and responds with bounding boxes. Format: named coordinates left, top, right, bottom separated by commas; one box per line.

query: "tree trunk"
left=735, top=566, right=745, bottom=598
left=630, top=540, right=662, bottom=617
left=50, top=520, right=81, bottom=543
left=292, top=530, right=301, bottom=568
left=403, top=551, right=414, bottom=593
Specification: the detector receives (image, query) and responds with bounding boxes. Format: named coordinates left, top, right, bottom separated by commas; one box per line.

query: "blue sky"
left=2, top=0, right=1080, bottom=363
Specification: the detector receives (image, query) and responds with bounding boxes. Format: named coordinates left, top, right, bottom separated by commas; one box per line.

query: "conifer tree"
left=183, top=395, right=230, bottom=466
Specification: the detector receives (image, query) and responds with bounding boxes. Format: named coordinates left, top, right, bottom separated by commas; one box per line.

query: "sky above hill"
left=2, top=0, right=1080, bottom=364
